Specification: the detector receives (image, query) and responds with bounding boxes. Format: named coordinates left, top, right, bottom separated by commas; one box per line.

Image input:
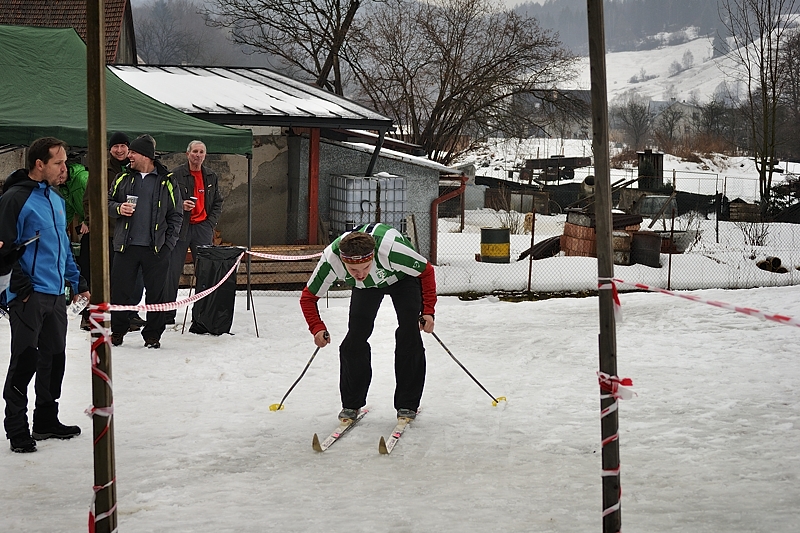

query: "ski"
left=312, top=408, right=369, bottom=452
left=378, top=416, right=413, bottom=455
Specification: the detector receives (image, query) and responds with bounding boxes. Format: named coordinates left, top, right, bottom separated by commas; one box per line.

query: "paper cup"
left=126, top=195, right=138, bottom=205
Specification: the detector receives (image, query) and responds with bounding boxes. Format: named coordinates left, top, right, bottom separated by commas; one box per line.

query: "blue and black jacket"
left=0, top=169, right=86, bottom=303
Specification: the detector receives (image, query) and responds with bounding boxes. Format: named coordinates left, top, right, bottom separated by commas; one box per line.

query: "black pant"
left=339, top=275, right=426, bottom=411
left=110, top=245, right=170, bottom=339
left=165, top=221, right=214, bottom=322
left=3, top=293, right=68, bottom=438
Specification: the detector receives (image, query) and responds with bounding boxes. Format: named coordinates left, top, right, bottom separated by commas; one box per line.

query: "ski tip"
left=312, top=433, right=323, bottom=452
left=378, top=436, right=389, bottom=455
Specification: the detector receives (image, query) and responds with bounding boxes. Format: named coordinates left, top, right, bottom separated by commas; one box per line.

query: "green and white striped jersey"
left=306, top=223, right=428, bottom=297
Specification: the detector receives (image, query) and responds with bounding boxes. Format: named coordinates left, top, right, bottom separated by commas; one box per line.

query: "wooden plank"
left=179, top=272, right=313, bottom=287
left=182, top=261, right=317, bottom=276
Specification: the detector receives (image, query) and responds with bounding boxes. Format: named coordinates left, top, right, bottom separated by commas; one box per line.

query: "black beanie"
left=108, top=131, right=130, bottom=149
left=128, top=135, right=156, bottom=160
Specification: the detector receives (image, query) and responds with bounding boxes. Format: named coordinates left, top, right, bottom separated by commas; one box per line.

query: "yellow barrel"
left=480, top=227, right=510, bottom=263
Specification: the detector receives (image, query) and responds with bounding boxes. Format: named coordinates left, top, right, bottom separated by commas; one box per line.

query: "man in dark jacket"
left=164, top=140, right=223, bottom=325
left=0, top=137, right=90, bottom=453
left=107, top=135, right=182, bottom=348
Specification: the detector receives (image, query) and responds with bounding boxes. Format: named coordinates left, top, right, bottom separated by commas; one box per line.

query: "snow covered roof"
left=109, top=65, right=394, bottom=131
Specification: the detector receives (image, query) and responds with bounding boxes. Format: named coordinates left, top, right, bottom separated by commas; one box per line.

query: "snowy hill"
left=571, top=30, right=739, bottom=103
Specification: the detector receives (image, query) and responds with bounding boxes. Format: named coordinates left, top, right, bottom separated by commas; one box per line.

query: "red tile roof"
left=0, top=0, right=129, bottom=63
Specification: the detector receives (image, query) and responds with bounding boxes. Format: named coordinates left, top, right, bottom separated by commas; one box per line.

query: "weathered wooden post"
left=586, top=1, right=622, bottom=532
left=86, top=1, right=117, bottom=531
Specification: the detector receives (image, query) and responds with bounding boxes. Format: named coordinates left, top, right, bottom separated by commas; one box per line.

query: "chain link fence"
left=224, top=167, right=800, bottom=298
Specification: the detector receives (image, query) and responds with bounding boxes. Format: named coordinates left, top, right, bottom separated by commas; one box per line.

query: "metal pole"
left=246, top=152, right=252, bottom=310
left=587, top=1, right=621, bottom=532
left=86, top=2, right=117, bottom=531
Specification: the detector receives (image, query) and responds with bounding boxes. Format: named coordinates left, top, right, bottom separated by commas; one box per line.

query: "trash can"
left=189, top=245, right=245, bottom=335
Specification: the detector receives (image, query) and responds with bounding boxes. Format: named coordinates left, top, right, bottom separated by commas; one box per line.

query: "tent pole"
left=86, top=2, right=117, bottom=532
left=247, top=152, right=252, bottom=311
left=587, top=1, right=621, bottom=532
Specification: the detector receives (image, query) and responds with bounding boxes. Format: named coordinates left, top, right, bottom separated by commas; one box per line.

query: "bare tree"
left=655, top=103, right=685, bottom=146
left=778, top=31, right=800, bottom=159
left=719, top=0, right=799, bottom=208
left=344, top=0, right=576, bottom=164
left=203, top=0, right=366, bottom=94
left=136, top=0, right=218, bottom=64
left=611, top=90, right=652, bottom=150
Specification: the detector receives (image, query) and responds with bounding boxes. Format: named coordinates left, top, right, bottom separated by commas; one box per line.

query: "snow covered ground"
left=1, top=282, right=799, bottom=532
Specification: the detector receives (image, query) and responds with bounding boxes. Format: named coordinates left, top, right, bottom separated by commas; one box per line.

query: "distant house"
left=0, top=0, right=136, bottom=64
left=649, top=99, right=699, bottom=140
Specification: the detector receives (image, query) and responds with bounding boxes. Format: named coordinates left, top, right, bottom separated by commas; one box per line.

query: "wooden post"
left=587, top=1, right=621, bottom=532
left=86, top=1, right=117, bottom=532
left=307, top=128, right=320, bottom=244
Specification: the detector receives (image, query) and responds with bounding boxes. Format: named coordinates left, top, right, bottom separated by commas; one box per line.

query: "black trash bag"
left=189, top=245, right=244, bottom=335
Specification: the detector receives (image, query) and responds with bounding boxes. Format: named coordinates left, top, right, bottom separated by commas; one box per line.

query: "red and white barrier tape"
left=85, top=303, right=117, bottom=532
left=598, top=277, right=623, bottom=322
left=597, top=371, right=635, bottom=523
left=612, top=277, right=800, bottom=328
left=246, top=249, right=322, bottom=261
left=107, top=252, right=245, bottom=312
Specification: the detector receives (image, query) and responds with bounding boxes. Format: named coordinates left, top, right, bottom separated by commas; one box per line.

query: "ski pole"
left=269, top=332, right=329, bottom=411
left=430, top=330, right=507, bottom=406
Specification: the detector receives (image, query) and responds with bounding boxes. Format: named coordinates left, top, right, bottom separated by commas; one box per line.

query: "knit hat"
left=128, top=135, right=156, bottom=160
left=108, top=131, right=130, bottom=149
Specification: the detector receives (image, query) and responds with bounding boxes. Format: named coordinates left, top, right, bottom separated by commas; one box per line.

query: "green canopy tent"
left=0, top=24, right=252, bottom=154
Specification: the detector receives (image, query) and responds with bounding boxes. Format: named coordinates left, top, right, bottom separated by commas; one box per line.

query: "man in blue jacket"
left=0, top=137, right=90, bottom=453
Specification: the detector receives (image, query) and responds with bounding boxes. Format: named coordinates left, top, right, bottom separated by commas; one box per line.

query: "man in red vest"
left=165, top=140, right=224, bottom=325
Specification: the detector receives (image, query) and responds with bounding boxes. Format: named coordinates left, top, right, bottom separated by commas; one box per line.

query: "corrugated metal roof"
left=109, top=65, right=393, bottom=131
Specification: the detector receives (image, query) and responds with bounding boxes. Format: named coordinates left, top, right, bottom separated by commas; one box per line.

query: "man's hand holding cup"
left=121, top=195, right=137, bottom=216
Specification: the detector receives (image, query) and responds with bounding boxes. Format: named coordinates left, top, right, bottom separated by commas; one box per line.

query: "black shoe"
left=111, top=332, right=125, bottom=346
left=397, top=408, right=417, bottom=420
left=129, top=315, right=146, bottom=332
left=32, top=421, right=81, bottom=440
left=9, top=433, right=37, bottom=453
left=144, top=337, right=161, bottom=349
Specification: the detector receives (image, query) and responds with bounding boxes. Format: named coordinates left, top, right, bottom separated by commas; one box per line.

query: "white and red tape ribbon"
left=612, top=278, right=800, bottom=328
left=597, top=371, right=635, bottom=524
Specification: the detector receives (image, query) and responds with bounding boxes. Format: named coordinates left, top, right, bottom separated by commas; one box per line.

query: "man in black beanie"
left=107, top=135, right=182, bottom=348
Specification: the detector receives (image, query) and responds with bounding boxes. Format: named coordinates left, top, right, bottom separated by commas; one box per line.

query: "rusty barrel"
left=612, top=231, right=631, bottom=266
left=480, top=227, right=510, bottom=263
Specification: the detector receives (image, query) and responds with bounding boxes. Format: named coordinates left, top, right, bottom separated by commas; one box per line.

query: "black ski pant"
left=339, top=275, right=426, bottom=412
left=110, top=245, right=170, bottom=340
left=3, top=293, right=68, bottom=439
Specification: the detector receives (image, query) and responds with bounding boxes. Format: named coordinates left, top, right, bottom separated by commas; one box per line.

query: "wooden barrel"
left=480, top=227, right=510, bottom=263
left=630, top=231, right=661, bottom=268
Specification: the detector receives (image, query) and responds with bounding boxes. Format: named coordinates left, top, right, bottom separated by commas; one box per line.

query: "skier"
left=300, top=223, right=436, bottom=422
